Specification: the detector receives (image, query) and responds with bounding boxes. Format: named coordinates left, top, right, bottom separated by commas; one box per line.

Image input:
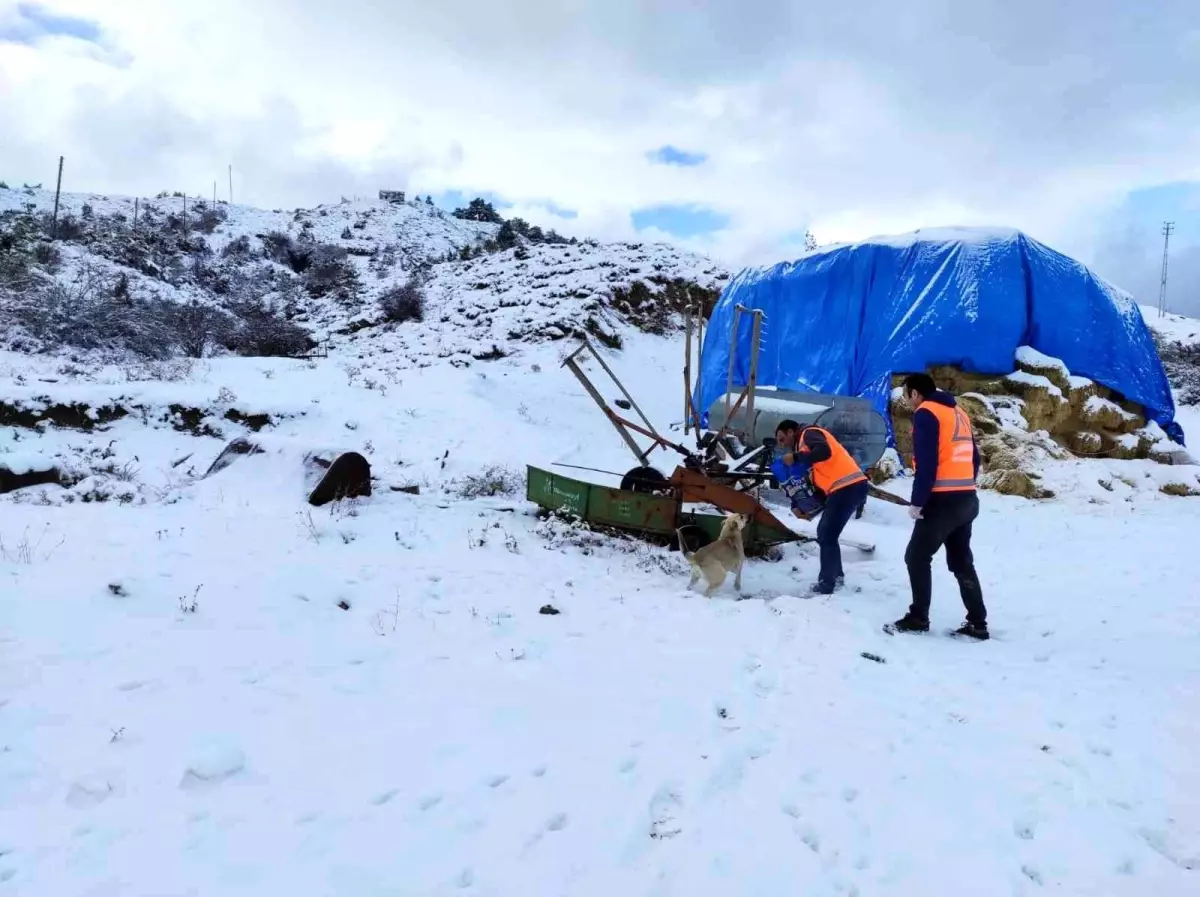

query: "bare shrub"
left=225, top=299, right=314, bottom=357
left=451, top=465, right=524, bottom=499
left=173, top=300, right=232, bottom=358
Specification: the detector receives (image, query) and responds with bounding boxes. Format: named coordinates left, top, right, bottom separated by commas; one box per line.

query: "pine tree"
left=496, top=221, right=519, bottom=251
left=452, top=198, right=503, bottom=223
left=804, top=230, right=818, bottom=252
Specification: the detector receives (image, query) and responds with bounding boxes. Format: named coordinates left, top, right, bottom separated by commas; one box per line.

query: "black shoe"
left=891, top=614, right=929, bottom=633
left=953, top=621, right=990, bottom=641
left=809, top=575, right=844, bottom=596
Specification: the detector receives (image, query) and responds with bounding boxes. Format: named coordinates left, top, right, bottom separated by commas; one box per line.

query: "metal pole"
left=745, top=309, right=764, bottom=433
left=228, top=164, right=233, bottom=204
left=580, top=340, right=662, bottom=443
left=50, top=155, right=63, bottom=239
left=683, top=309, right=694, bottom=435
left=724, top=306, right=741, bottom=428
left=563, top=352, right=646, bottom=462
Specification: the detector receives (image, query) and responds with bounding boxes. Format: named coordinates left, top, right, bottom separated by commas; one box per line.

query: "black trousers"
left=816, top=480, right=870, bottom=588
left=905, top=491, right=986, bottom=625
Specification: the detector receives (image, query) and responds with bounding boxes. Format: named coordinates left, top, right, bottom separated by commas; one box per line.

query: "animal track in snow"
left=546, top=812, right=568, bottom=832
left=372, top=789, right=399, bottom=805
left=418, top=793, right=443, bottom=811
left=486, top=773, right=510, bottom=789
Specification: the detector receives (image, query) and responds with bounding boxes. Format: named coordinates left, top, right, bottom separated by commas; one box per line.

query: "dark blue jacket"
left=910, top=391, right=981, bottom=508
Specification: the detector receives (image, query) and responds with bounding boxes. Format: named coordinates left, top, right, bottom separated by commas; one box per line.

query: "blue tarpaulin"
left=693, top=227, right=1183, bottom=445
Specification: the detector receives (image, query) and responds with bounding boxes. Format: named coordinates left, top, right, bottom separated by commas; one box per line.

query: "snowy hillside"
left=1, top=325, right=1199, bottom=894
left=0, top=183, right=728, bottom=365
left=2, top=187, right=1198, bottom=893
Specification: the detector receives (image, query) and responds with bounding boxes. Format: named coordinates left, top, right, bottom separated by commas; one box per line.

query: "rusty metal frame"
left=563, top=337, right=692, bottom=466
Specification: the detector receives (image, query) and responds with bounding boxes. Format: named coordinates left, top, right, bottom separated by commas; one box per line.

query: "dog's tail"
left=675, top=527, right=695, bottom=562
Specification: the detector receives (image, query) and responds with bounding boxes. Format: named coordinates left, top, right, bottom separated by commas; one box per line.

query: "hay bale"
left=1067, top=377, right=1105, bottom=416
left=308, top=451, right=372, bottom=506
left=1001, top=372, right=1071, bottom=433
left=1014, top=346, right=1072, bottom=394
left=1067, top=431, right=1103, bottom=454
left=1080, top=396, right=1142, bottom=434
left=957, top=393, right=1001, bottom=436
left=980, top=468, right=1045, bottom=498
left=1100, top=430, right=1152, bottom=460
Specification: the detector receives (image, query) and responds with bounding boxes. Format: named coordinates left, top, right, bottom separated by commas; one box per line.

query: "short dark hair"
left=775, top=419, right=800, bottom=434
left=902, top=373, right=937, bottom=398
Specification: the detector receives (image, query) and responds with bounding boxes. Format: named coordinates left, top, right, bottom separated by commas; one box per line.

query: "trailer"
left=525, top=464, right=798, bottom=555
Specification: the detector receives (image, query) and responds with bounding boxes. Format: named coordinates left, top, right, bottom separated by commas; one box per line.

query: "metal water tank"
left=705, top=388, right=889, bottom=470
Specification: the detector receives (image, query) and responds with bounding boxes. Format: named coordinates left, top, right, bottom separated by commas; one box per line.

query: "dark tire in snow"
left=620, top=465, right=668, bottom=494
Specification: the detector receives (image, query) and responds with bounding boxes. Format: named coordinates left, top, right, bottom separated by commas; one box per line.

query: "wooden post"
left=684, top=310, right=694, bottom=435
left=723, top=305, right=741, bottom=429
left=213, top=181, right=216, bottom=208
left=228, top=164, right=233, bottom=204
left=133, top=197, right=139, bottom=230
left=50, top=155, right=64, bottom=239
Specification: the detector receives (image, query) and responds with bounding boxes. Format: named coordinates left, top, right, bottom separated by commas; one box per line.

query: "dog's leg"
left=703, top=565, right=726, bottom=598
left=734, top=559, right=743, bottom=592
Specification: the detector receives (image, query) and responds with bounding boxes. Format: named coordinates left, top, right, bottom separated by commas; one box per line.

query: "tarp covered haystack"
left=693, top=227, right=1182, bottom=445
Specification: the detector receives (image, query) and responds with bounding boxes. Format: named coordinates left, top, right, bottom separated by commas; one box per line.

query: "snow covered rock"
left=0, top=453, right=61, bottom=493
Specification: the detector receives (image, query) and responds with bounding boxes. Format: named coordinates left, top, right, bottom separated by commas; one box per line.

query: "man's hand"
left=908, top=505, right=923, bottom=520
left=782, top=452, right=795, bottom=466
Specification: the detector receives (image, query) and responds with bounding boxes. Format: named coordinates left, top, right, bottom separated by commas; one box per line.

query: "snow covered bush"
left=224, top=299, right=314, bottom=357
left=1155, top=333, right=1200, bottom=405
left=379, top=275, right=426, bottom=324
left=451, top=464, right=524, bottom=499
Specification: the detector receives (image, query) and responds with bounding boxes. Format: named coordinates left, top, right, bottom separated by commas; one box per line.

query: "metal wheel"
left=673, top=524, right=712, bottom=553
left=619, top=465, right=668, bottom=494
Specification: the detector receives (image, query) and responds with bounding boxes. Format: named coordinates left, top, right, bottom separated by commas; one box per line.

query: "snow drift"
left=694, top=227, right=1181, bottom=444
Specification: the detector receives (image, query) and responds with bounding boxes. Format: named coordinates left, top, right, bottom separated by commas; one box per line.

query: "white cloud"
left=3, top=0, right=1200, bottom=296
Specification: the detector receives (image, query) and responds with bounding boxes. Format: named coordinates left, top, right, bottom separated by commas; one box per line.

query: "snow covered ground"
left=2, top=326, right=1198, bottom=896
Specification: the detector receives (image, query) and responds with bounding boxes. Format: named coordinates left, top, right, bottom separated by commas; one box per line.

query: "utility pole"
left=228, top=164, right=233, bottom=205
left=51, top=155, right=64, bottom=239
left=1158, top=221, right=1174, bottom=318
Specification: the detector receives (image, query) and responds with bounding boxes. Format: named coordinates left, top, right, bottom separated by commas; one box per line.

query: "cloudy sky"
left=2, top=0, right=1200, bottom=312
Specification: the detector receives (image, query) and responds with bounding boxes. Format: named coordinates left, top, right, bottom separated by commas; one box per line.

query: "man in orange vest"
left=773, top=419, right=869, bottom=595
left=890, top=373, right=988, bottom=639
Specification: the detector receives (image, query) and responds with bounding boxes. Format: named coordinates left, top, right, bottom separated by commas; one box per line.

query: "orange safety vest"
left=913, top=402, right=976, bottom=492
left=799, top=426, right=868, bottom=495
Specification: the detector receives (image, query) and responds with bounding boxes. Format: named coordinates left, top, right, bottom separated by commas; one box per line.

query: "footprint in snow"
left=531, top=764, right=548, bottom=778
left=372, top=789, right=400, bottom=806
left=486, top=773, right=510, bottom=789
left=180, top=746, right=245, bottom=790
left=1013, top=820, right=1036, bottom=841
left=418, top=793, right=443, bottom=811
left=1021, top=864, right=1044, bottom=885
left=546, top=812, right=568, bottom=832
left=456, top=867, right=475, bottom=889
left=648, top=786, right=683, bottom=840
left=619, top=758, right=638, bottom=774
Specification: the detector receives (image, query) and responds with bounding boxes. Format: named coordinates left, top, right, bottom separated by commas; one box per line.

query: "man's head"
left=902, top=373, right=937, bottom=409
left=775, top=419, right=800, bottom=451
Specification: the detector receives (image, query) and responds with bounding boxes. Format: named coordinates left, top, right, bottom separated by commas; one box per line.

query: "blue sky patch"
left=632, top=204, right=729, bottom=238
left=1113, top=181, right=1200, bottom=244
left=647, top=145, right=708, bottom=167
left=428, top=189, right=514, bottom=214
left=0, top=2, right=103, bottom=45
